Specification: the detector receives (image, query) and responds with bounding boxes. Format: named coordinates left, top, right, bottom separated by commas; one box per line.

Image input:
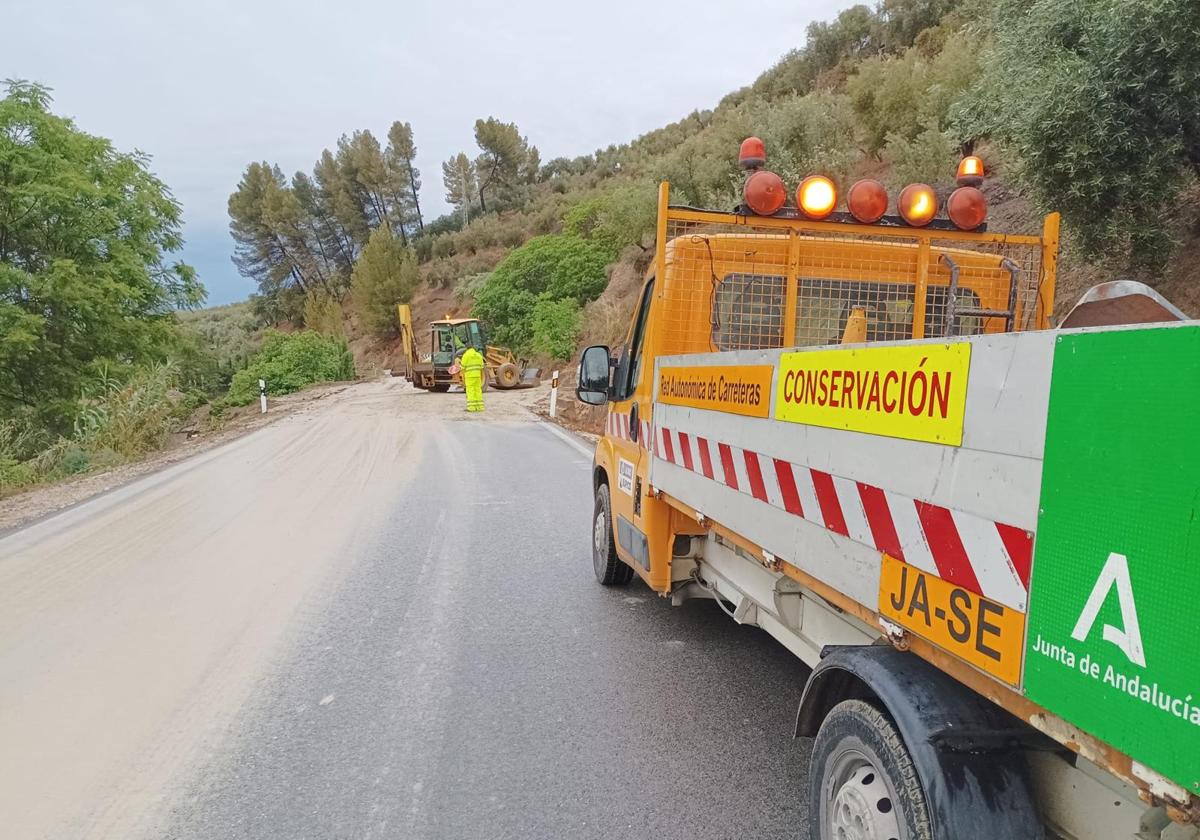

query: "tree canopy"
left=962, top=0, right=1200, bottom=266
left=473, top=117, right=532, bottom=212
left=228, top=121, right=426, bottom=320
left=442, top=152, right=477, bottom=223
left=0, top=80, right=201, bottom=433
left=351, top=226, right=419, bottom=337
left=473, top=234, right=609, bottom=351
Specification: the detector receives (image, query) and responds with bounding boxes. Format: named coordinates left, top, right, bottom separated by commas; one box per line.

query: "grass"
left=0, top=364, right=203, bottom=496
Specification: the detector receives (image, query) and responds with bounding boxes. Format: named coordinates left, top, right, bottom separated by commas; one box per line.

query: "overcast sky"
left=8, top=0, right=854, bottom=305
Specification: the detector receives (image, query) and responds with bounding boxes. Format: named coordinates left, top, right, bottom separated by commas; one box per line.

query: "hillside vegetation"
left=224, top=0, right=1199, bottom=368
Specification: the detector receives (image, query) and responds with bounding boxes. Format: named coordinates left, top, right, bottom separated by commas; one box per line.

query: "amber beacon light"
left=847, top=179, right=889, bottom=224
left=797, top=175, right=838, bottom=219
left=956, top=155, right=985, bottom=187
left=947, top=186, right=988, bottom=230
left=743, top=170, right=787, bottom=215
left=739, top=136, right=767, bottom=170
left=898, top=183, right=939, bottom=227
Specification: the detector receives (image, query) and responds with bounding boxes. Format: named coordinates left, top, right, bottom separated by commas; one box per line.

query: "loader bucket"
left=520, top=367, right=541, bottom=387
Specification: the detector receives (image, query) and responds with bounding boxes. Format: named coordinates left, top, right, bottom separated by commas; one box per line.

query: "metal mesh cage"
left=656, top=212, right=1046, bottom=357
left=713, top=273, right=786, bottom=350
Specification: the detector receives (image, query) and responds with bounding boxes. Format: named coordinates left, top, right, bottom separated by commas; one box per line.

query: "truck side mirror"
left=577, top=345, right=611, bottom=405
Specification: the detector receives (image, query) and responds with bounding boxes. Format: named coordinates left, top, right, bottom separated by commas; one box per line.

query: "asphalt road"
left=0, top=380, right=812, bottom=840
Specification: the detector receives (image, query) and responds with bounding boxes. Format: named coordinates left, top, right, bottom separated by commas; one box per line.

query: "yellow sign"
left=657, top=365, right=773, bottom=418
left=775, top=343, right=970, bottom=445
left=878, top=555, right=1024, bottom=685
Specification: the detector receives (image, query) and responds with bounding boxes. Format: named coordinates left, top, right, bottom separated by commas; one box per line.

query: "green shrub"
left=473, top=234, right=610, bottom=351
left=59, top=447, right=91, bottom=475
left=225, top=330, right=355, bottom=406
left=563, top=184, right=657, bottom=257
left=530, top=298, right=582, bottom=360
left=848, top=52, right=930, bottom=154
left=413, top=234, right=434, bottom=262
left=431, top=234, right=456, bottom=259
left=455, top=272, right=492, bottom=305
left=0, top=457, right=36, bottom=489
left=1, top=364, right=195, bottom=492
left=848, top=35, right=980, bottom=155
left=959, top=0, right=1200, bottom=267
left=884, top=125, right=959, bottom=188
left=0, top=417, right=46, bottom=464
left=762, top=92, right=860, bottom=183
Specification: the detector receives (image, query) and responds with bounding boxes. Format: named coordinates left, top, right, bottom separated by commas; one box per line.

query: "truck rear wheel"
left=592, top=483, right=633, bottom=586
left=810, top=699, right=932, bottom=840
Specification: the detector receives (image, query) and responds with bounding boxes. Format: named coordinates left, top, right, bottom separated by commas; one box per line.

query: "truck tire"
left=810, top=699, right=932, bottom=840
left=592, top=484, right=633, bottom=586
left=496, top=363, right=520, bottom=389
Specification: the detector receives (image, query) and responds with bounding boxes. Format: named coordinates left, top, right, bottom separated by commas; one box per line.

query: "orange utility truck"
left=577, top=139, right=1200, bottom=840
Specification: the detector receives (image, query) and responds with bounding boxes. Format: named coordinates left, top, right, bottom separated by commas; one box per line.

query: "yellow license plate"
left=878, top=554, right=1024, bottom=686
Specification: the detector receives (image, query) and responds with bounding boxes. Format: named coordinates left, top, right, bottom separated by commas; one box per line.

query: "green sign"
left=1025, top=326, right=1200, bottom=793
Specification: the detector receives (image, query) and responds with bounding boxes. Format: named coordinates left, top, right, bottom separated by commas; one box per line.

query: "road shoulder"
left=0, top=382, right=349, bottom=535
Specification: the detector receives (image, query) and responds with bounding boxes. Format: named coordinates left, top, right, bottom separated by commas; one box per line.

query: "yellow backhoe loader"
left=395, top=304, right=540, bottom=391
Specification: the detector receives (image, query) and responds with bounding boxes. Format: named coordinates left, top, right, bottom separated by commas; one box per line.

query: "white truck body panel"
left=650, top=330, right=1054, bottom=618
left=641, top=325, right=1200, bottom=839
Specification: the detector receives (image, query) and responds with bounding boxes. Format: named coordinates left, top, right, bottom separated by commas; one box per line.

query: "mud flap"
left=616, top=515, right=650, bottom=570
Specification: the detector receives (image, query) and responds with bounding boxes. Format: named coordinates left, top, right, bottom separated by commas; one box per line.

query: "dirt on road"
left=0, top=378, right=541, bottom=534
left=0, top=378, right=545, bottom=840
left=0, top=382, right=351, bottom=534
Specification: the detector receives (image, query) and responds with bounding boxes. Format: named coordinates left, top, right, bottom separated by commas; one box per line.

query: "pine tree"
left=339, top=131, right=394, bottom=239
left=351, top=226, right=419, bottom=337
left=292, top=172, right=352, bottom=292
left=473, top=117, right=527, bottom=212
left=315, top=146, right=370, bottom=256
left=523, top=145, right=542, bottom=184
left=442, top=153, right=477, bottom=225
left=386, top=121, right=424, bottom=234
left=229, top=162, right=309, bottom=296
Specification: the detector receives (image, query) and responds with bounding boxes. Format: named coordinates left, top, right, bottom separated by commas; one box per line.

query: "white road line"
left=534, top=418, right=595, bottom=460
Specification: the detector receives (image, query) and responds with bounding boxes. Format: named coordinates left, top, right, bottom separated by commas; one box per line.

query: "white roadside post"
left=549, top=370, right=560, bottom=418
left=259, top=379, right=267, bottom=414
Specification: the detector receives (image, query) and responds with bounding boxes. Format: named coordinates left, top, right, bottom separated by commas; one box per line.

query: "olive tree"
left=961, top=0, right=1200, bottom=267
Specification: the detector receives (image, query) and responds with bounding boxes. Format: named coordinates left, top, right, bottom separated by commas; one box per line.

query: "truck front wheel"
left=592, top=484, right=633, bottom=586
left=810, top=699, right=932, bottom=840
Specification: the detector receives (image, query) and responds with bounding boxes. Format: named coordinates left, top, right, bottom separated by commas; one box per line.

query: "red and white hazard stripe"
left=655, top=425, right=1033, bottom=612
left=605, top=411, right=652, bottom=451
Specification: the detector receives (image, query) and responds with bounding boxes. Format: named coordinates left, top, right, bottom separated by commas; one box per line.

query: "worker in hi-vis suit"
left=461, top=346, right=485, bottom=412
